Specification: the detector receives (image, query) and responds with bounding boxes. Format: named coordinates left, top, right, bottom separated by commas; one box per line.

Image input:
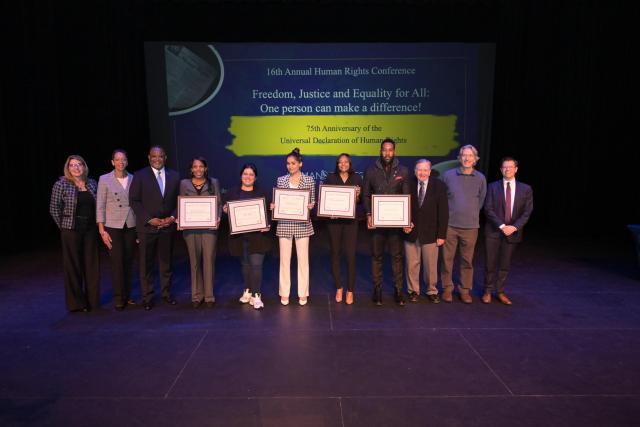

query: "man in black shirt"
left=363, top=138, right=410, bottom=306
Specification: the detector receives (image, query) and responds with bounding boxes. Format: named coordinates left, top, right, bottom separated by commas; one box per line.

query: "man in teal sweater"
left=440, top=145, right=487, bottom=304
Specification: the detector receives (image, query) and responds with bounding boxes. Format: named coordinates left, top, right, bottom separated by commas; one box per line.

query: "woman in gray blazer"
left=180, top=157, right=221, bottom=308
left=96, top=149, right=137, bottom=311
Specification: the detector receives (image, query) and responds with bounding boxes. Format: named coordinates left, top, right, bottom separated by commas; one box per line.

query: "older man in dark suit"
left=129, top=146, right=181, bottom=310
left=403, top=159, right=449, bottom=303
left=482, top=156, right=533, bottom=305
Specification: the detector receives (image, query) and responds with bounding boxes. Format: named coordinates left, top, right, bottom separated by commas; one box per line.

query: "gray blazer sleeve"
left=211, top=178, right=222, bottom=218
left=96, top=176, right=108, bottom=224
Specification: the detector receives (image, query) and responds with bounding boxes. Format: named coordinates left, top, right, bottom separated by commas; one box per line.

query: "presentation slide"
left=144, top=42, right=495, bottom=192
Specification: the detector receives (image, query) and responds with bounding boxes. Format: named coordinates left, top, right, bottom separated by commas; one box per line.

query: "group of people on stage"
left=49, top=138, right=533, bottom=313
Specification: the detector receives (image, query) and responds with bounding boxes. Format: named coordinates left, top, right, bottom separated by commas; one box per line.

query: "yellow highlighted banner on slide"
left=226, top=115, right=458, bottom=156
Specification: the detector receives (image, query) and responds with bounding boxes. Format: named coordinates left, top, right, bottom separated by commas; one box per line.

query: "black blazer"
left=483, top=179, right=533, bottom=243
left=404, top=177, right=449, bottom=244
left=363, top=158, right=410, bottom=214
left=323, top=171, right=363, bottom=190
left=322, top=172, right=364, bottom=222
left=129, top=166, right=180, bottom=233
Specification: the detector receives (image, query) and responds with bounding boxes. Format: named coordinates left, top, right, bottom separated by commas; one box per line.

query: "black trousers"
left=484, top=234, right=518, bottom=294
left=138, top=230, right=175, bottom=304
left=105, top=226, right=136, bottom=306
left=370, top=228, right=404, bottom=290
left=241, top=237, right=265, bottom=295
left=327, top=220, right=358, bottom=291
left=60, top=227, right=100, bottom=311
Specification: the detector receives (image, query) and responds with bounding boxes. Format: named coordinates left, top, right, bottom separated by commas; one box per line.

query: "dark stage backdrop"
left=2, top=0, right=639, bottom=255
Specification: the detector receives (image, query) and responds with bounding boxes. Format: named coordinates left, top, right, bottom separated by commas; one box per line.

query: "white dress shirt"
left=500, top=178, right=516, bottom=229
left=153, top=167, right=165, bottom=196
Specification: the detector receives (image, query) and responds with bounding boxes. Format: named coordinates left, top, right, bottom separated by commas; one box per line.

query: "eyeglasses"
left=501, top=166, right=516, bottom=170
left=68, top=163, right=84, bottom=169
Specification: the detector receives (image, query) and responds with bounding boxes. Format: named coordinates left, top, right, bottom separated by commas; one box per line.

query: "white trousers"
left=279, top=236, right=310, bottom=298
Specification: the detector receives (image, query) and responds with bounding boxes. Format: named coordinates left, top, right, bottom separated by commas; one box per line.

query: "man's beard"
left=381, top=155, right=394, bottom=166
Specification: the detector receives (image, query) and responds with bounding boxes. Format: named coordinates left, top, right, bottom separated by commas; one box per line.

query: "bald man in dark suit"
left=129, top=146, right=181, bottom=310
left=482, top=157, right=533, bottom=305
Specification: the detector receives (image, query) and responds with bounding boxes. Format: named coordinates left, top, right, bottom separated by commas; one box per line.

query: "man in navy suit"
left=129, top=146, right=181, bottom=310
left=403, top=159, right=448, bottom=303
left=482, top=156, right=533, bottom=305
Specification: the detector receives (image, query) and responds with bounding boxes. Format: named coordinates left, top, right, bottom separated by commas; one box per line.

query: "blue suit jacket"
left=129, top=166, right=180, bottom=233
left=483, top=179, right=533, bottom=243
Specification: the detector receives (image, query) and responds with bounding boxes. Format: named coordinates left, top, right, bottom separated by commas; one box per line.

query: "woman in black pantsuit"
left=49, top=155, right=100, bottom=312
left=323, top=153, right=362, bottom=305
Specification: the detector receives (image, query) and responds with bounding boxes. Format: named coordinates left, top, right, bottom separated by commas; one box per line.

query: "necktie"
left=418, top=181, right=425, bottom=207
left=157, top=170, right=164, bottom=196
left=505, top=181, right=512, bottom=224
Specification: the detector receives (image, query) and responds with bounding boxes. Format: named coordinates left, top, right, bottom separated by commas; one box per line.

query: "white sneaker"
left=250, top=293, right=264, bottom=309
left=239, top=289, right=251, bottom=304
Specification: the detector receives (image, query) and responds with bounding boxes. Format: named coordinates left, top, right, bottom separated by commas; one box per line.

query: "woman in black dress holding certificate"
left=224, top=163, right=271, bottom=309
left=324, top=153, right=362, bottom=305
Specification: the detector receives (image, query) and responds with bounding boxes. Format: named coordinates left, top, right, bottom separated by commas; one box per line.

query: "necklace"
left=192, top=179, right=206, bottom=195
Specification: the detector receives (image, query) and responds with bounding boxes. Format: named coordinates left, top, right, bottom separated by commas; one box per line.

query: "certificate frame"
left=371, top=194, right=411, bottom=228
left=317, top=185, right=357, bottom=219
left=227, top=197, right=268, bottom=235
left=177, top=195, right=218, bottom=230
left=272, top=188, right=311, bottom=222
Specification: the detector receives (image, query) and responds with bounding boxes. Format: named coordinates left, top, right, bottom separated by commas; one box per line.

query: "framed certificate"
left=371, top=194, right=411, bottom=227
left=177, top=196, right=218, bottom=230
left=272, top=188, right=311, bottom=222
left=317, top=185, right=357, bottom=219
left=227, top=197, right=268, bottom=235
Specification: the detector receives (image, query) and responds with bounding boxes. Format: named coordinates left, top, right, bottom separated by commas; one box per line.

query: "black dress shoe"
left=408, top=291, right=419, bottom=302
left=394, top=289, right=406, bottom=306
left=163, top=296, right=177, bottom=305
left=372, top=288, right=383, bottom=306
left=427, top=294, right=440, bottom=304
left=115, top=305, right=125, bottom=312
left=144, top=303, right=153, bottom=311
left=126, top=299, right=137, bottom=306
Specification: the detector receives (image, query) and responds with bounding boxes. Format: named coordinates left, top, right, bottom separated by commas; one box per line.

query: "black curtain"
left=2, top=0, right=638, bottom=255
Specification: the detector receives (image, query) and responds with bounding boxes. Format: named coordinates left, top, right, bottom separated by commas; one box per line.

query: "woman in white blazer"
left=273, top=148, right=315, bottom=306
left=96, top=149, right=137, bottom=311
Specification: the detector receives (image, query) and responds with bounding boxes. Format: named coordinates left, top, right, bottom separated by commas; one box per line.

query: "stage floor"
left=1, top=230, right=639, bottom=426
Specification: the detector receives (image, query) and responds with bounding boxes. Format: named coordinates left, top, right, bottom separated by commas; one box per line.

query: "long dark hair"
left=189, top=157, right=209, bottom=180
left=189, top=157, right=215, bottom=194
left=240, top=163, right=258, bottom=178
left=239, top=163, right=259, bottom=190
left=334, top=153, right=354, bottom=175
